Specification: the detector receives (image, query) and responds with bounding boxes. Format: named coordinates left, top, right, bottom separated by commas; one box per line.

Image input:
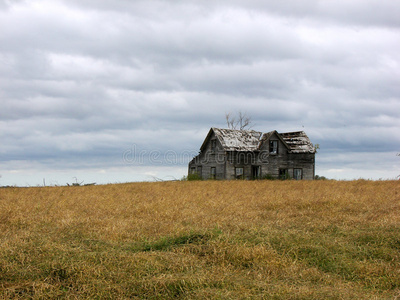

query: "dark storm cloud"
left=0, top=0, right=399, bottom=185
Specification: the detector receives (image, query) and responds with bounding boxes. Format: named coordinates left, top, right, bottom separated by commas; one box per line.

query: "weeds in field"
left=0, top=180, right=399, bottom=299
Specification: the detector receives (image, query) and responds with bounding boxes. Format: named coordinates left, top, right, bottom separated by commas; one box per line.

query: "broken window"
left=279, top=168, right=289, bottom=180
left=269, top=140, right=278, bottom=154
left=235, top=167, right=244, bottom=179
left=252, top=165, right=261, bottom=179
left=293, top=168, right=302, bottom=180
left=210, top=167, right=216, bottom=179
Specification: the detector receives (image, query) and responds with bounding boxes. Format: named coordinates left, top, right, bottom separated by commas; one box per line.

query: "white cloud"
left=0, top=0, right=399, bottom=185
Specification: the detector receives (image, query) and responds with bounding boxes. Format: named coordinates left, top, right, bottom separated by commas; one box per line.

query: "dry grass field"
left=0, top=180, right=399, bottom=299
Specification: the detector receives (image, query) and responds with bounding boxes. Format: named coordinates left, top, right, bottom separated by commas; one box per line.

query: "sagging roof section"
left=213, top=128, right=262, bottom=151
left=202, top=128, right=315, bottom=153
left=279, top=131, right=316, bottom=153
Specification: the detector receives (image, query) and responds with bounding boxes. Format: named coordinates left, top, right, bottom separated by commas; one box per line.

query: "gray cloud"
left=1, top=0, right=399, bottom=185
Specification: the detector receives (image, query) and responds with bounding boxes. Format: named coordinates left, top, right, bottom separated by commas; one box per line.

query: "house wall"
left=258, top=132, right=315, bottom=180
left=225, top=151, right=257, bottom=180
left=287, top=152, right=315, bottom=180
left=189, top=130, right=315, bottom=180
left=258, top=132, right=288, bottom=178
left=188, top=131, right=226, bottom=179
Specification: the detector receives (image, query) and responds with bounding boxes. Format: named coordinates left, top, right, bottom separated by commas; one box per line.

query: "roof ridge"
left=212, top=127, right=261, bottom=133
left=202, top=127, right=315, bottom=153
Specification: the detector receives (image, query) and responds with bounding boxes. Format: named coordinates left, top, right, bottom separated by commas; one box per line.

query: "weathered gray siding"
left=258, top=132, right=314, bottom=179
left=224, top=151, right=258, bottom=180
left=188, top=131, right=226, bottom=179
left=189, top=128, right=315, bottom=180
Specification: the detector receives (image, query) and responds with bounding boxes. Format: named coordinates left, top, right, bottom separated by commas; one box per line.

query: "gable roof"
left=200, top=128, right=262, bottom=151
left=259, top=130, right=290, bottom=150
left=279, top=131, right=315, bottom=153
left=200, top=128, right=315, bottom=153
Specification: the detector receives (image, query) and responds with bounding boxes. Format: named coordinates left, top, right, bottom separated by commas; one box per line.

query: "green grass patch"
left=137, top=230, right=221, bottom=252
left=264, top=227, right=400, bottom=290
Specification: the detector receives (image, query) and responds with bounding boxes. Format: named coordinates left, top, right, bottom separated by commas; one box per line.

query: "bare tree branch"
left=225, top=112, right=233, bottom=129
left=225, top=111, right=253, bottom=130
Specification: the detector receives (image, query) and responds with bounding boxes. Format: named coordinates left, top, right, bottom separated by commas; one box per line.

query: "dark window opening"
left=197, top=166, right=202, bottom=178
left=210, top=167, right=216, bottom=179
left=279, top=168, right=289, bottom=180
left=252, top=166, right=261, bottom=179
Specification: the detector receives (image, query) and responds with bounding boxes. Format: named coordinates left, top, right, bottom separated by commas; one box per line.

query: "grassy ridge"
left=0, top=180, right=399, bottom=299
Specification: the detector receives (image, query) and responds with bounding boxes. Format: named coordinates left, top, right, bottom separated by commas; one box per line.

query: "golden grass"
left=0, top=180, right=399, bottom=299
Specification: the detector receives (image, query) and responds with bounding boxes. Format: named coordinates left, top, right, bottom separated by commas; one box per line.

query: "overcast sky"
left=1, top=0, right=399, bottom=186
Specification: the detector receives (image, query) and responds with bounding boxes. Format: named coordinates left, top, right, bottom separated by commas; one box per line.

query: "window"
left=210, top=167, right=216, bottom=179
left=211, top=139, right=216, bottom=151
left=293, top=168, right=302, bottom=180
left=190, top=167, right=196, bottom=174
left=235, top=167, right=244, bottom=179
left=279, top=168, right=288, bottom=180
left=252, top=166, right=261, bottom=179
left=269, top=140, right=278, bottom=154
left=197, top=166, right=202, bottom=178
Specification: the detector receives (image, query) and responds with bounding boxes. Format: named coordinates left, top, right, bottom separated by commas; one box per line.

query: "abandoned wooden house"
left=188, top=127, right=316, bottom=180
